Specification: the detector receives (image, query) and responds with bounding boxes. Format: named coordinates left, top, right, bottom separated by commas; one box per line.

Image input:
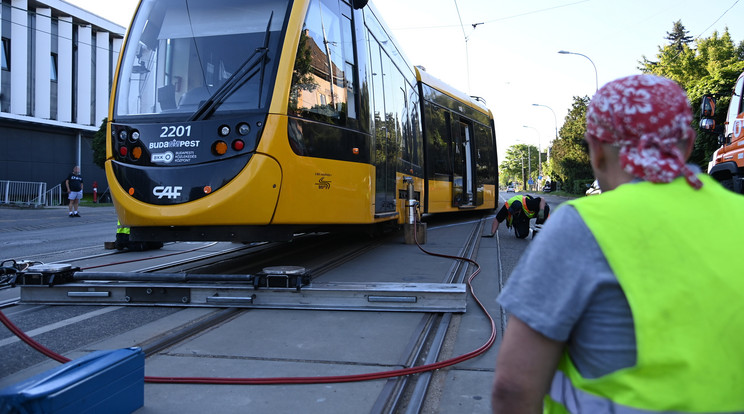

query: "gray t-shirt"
left=497, top=203, right=637, bottom=378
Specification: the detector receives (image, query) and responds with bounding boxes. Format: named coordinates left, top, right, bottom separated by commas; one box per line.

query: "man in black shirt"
left=65, top=165, right=84, bottom=217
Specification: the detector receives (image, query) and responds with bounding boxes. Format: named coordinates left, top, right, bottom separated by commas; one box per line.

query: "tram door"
left=453, top=120, right=474, bottom=207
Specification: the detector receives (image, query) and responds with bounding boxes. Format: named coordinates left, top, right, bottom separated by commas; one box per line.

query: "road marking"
left=0, top=306, right=122, bottom=347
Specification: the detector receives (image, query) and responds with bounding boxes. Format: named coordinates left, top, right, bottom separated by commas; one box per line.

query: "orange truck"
left=700, top=71, right=744, bottom=193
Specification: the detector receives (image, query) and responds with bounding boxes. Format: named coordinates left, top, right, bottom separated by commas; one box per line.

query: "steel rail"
left=124, top=234, right=390, bottom=358
left=2, top=232, right=391, bottom=383
left=371, top=216, right=487, bottom=414
left=4, top=223, right=493, bottom=404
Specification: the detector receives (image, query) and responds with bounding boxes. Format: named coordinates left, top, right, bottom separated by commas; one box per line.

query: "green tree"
left=665, top=20, right=693, bottom=53
left=92, top=118, right=107, bottom=170
left=640, top=22, right=744, bottom=169
left=499, top=143, right=539, bottom=188
left=549, top=96, right=593, bottom=193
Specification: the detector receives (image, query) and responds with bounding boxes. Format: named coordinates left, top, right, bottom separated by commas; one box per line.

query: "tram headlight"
left=237, top=123, right=250, bottom=135
left=119, top=130, right=128, bottom=140
left=219, top=125, right=230, bottom=137
left=131, top=131, right=140, bottom=141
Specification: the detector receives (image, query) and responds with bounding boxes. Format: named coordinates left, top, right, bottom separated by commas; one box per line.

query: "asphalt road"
left=0, top=192, right=574, bottom=413
left=0, top=204, right=118, bottom=263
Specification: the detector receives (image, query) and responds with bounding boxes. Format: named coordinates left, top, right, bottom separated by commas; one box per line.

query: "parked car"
left=506, top=184, right=515, bottom=192
left=586, top=179, right=602, bottom=196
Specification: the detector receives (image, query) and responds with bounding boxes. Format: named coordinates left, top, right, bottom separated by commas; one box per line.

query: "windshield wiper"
left=257, top=11, right=273, bottom=109
left=190, top=12, right=274, bottom=121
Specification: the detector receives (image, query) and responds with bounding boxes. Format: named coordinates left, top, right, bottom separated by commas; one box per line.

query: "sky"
left=67, top=0, right=744, bottom=167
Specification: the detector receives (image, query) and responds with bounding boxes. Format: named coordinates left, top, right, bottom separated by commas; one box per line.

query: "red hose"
left=0, top=219, right=497, bottom=385
left=0, top=310, right=70, bottom=364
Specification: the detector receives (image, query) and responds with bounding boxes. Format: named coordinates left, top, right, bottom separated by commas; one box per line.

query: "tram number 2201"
left=161, top=125, right=192, bottom=138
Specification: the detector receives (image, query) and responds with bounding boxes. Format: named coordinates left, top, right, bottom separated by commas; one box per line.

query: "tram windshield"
left=114, top=0, right=290, bottom=119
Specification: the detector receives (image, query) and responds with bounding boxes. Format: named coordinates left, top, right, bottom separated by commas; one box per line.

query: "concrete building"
left=0, top=0, right=125, bottom=196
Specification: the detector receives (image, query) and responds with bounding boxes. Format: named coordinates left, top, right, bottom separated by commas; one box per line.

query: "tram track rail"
left=1, top=215, right=497, bottom=413
left=122, top=232, right=393, bottom=353
left=114, top=233, right=391, bottom=361
left=372, top=217, right=486, bottom=413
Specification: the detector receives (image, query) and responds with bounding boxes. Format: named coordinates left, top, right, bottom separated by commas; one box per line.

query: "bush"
left=573, top=179, right=595, bottom=194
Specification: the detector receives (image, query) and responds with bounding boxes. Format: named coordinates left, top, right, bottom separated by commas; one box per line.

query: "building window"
left=50, top=53, right=58, bottom=81
left=1, top=38, right=9, bottom=70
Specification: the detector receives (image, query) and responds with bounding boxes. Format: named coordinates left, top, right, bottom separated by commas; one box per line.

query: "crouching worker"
left=489, top=195, right=549, bottom=239
left=115, top=220, right=163, bottom=251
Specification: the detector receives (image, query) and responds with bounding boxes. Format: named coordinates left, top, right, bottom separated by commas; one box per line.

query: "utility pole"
left=521, top=156, right=525, bottom=191
left=527, top=146, right=531, bottom=191
left=523, top=126, right=540, bottom=191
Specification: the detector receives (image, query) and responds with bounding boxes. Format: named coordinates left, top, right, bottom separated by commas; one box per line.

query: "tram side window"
left=382, top=55, right=402, bottom=163
left=408, top=86, right=422, bottom=169
left=400, top=85, right=411, bottom=165
left=289, top=0, right=354, bottom=126
left=369, top=38, right=386, bottom=158
left=342, top=13, right=357, bottom=125
left=474, top=123, right=496, bottom=184
left=425, top=102, right=452, bottom=181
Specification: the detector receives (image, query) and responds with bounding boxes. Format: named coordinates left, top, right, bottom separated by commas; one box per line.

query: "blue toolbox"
left=0, top=347, right=144, bottom=414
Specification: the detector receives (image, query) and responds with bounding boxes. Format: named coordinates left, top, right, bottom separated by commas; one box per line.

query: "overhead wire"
left=453, top=0, right=471, bottom=93
left=694, top=0, right=741, bottom=40
left=391, top=0, right=590, bottom=31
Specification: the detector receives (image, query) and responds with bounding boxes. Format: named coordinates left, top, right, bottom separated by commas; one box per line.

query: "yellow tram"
left=106, top=0, right=497, bottom=242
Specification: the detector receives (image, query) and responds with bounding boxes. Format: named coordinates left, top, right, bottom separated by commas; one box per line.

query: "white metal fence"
left=0, top=180, right=63, bottom=207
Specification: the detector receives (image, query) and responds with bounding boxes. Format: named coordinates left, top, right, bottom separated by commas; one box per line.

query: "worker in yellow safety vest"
left=489, top=194, right=549, bottom=239
left=115, top=220, right=163, bottom=252
left=115, top=220, right=131, bottom=250
left=492, top=74, right=744, bottom=413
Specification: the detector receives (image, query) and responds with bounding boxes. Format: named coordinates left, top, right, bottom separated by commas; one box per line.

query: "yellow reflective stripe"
left=521, top=195, right=535, bottom=216
left=116, top=220, right=130, bottom=234
left=506, top=195, right=535, bottom=216
left=505, top=195, right=522, bottom=226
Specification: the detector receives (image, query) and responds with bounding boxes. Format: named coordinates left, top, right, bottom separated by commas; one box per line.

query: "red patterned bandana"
left=585, top=74, right=702, bottom=189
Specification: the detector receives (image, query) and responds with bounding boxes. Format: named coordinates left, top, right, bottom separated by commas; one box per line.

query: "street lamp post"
left=558, top=50, right=598, bottom=92
left=523, top=126, right=541, bottom=190
left=527, top=147, right=531, bottom=190
left=532, top=103, right=558, bottom=154
left=521, top=156, right=525, bottom=191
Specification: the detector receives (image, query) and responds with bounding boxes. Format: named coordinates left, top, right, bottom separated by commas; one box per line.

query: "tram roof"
left=415, top=67, right=492, bottom=117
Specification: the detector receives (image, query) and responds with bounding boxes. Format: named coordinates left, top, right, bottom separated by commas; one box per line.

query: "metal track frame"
left=19, top=281, right=466, bottom=313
